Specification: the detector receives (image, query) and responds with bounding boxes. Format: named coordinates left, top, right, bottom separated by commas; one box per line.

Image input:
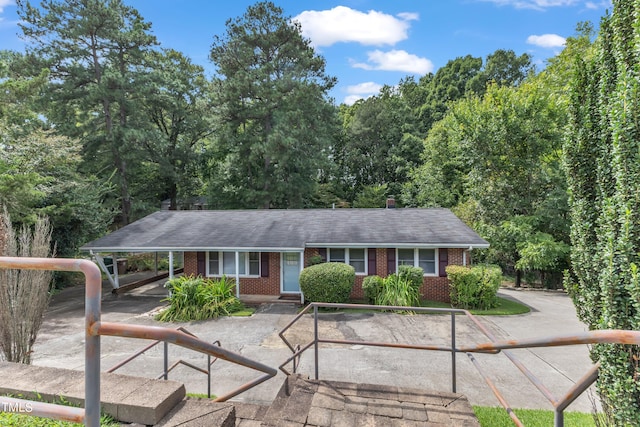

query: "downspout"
left=235, top=251, right=240, bottom=299
left=463, top=246, right=473, bottom=267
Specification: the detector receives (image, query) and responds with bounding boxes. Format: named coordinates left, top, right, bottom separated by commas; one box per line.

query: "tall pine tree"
left=208, top=1, right=337, bottom=209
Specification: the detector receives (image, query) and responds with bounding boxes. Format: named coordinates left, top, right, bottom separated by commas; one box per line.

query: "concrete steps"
left=260, top=374, right=480, bottom=427
left=0, top=361, right=185, bottom=425
left=0, top=362, right=480, bottom=426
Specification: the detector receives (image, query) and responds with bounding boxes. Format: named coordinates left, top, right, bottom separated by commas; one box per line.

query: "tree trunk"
left=515, top=269, right=522, bottom=288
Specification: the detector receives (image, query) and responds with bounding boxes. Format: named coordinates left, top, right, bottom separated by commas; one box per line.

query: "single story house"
left=80, top=208, right=489, bottom=302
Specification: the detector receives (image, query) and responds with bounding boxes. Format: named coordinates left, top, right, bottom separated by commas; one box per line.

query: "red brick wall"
left=184, top=247, right=467, bottom=302
left=184, top=251, right=281, bottom=295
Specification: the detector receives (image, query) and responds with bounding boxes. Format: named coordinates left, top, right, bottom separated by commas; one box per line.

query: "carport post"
left=235, top=251, right=240, bottom=299
left=169, top=251, right=174, bottom=280
left=300, top=250, right=305, bottom=304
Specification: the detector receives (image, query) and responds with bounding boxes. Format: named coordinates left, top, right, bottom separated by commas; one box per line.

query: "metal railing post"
left=207, top=355, right=211, bottom=398
left=314, top=305, right=319, bottom=380
left=80, top=259, right=102, bottom=427
left=163, top=341, right=169, bottom=380
left=554, top=408, right=564, bottom=427
left=451, top=311, right=456, bottom=393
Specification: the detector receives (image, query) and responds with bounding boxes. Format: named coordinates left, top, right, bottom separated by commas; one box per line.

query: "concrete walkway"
left=31, top=277, right=599, bottom=415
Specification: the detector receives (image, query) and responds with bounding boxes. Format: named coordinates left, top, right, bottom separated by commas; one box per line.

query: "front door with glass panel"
left=282, top=252, right=301, bottom=293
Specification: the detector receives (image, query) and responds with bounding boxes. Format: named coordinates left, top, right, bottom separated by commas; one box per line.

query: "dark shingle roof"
left=80, top=208, right=489, bottom=252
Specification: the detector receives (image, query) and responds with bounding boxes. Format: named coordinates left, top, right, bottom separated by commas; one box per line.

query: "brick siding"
left=184, top=247, right=470, bottom=303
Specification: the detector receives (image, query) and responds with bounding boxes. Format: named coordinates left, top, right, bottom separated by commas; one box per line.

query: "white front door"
left=282, top=252, right=301, bottom=293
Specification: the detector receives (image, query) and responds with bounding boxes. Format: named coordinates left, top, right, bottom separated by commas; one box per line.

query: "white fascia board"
left=305, top=243, right=490, bottom=249
left=81, top=246, right=306, bottom=253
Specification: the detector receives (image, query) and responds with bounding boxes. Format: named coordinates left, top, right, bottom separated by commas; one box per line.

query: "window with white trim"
left=396, top=248, right=437, bottom=275
left=327, top=248, right=367, bottom=274
left=207, top=251, right=260, bottom=276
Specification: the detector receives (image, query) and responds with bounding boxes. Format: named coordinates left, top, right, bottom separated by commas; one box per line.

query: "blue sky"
left=0, top=0, right=611, bottom=104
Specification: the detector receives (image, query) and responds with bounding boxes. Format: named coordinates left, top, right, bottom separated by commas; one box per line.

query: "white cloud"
left=342, top=82, right=383, bottom=105
left=397, top=12, right=419, bottom=21
left=352, top=50, right=434, bottom=74
left=293, top=6, right=416, bottom=47
left=477, top=0, right=579, bottom=10
left=527, top=34, right=566, bottom=48
left=347, top=82, right=383, bottom=95
left=344, top=95, right=366, bottom=105
left=0, top=0, right=14, bottom=14
left=585, top=0, right=612, bottom=9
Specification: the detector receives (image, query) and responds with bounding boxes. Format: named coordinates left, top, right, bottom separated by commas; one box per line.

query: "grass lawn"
left=311, top=296, right=530, bottom=316
left=0, top=413, right=118, bottom=427
left=474, top=406, right=597, bottom=426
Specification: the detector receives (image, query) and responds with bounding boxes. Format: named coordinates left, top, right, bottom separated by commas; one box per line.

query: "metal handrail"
left=278, top=302, right=640, bottom=427
left=0, top=256, right=277, bottom=427
left=107, top=327, right=221, bottom=398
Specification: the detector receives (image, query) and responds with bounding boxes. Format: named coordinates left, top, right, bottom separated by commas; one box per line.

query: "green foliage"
left=0, top=394, right=118, bottom=426
left=362, top=275, right=384, bottom=304
left=208, top=1, right=337, bottom=209
left=564, top=2, right=640, bottom=423
left=299, top=262, right=355, bottom=303
left=397, top=265, right=424, bottom=291
left=473, top=406, right=596, bottom=427
left=352, top=184, right=390, bottom=208
left=307, top=255, right=324, bottom=267
left=446, top=264, right=501, bottom=310
left=375, top=273, right=420, bottom=309
left=18, top=0, right=160, bottom=225
left=157, top=275, right=243, bottom=321
left=126, top=253, right=170, bottom=272
left=337, top=86, right=423, bottom=201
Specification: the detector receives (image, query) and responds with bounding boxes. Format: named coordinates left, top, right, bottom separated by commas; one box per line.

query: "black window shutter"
left=439, top=248, right=449, bottom=277
left=368, top=249, right=377, bottom=275
left=197, top=252, right=205, bottom=276
left=261, top=252, right=269, bottom=277
left=387, top=248, right=396, bottom=274
left=318, top=248, right=327, bottom=262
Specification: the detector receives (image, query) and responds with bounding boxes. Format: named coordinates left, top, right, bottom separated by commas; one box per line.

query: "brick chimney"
left=386, top=196, right=396, bottom=209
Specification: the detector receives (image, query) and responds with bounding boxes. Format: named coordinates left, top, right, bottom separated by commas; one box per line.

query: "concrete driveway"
left=32, top=281, right=599, bottom=414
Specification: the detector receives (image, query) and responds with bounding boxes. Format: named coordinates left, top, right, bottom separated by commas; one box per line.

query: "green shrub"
left=398, top=265, right=424, bottom=291
left=446, top=264, right=502, bottom=310
left=307, top=255, right=324, bottom=266
left=127, top=253, right=170, bottom=272
left=299, top=262, right=355, bottom=303
left=157, top=275, right=243, bottom=321
left=362, top=275, right=384, bottom=303
left=376, top=273, right=421, bottom=309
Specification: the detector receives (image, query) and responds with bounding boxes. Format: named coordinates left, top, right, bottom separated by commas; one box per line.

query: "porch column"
left=300, top=250, right=305, bottom=304
left=113, top=252, right=119, bottom=288
left=169, top=251, right=174, bottom=279
left=235, top=251, right=240, bottom=299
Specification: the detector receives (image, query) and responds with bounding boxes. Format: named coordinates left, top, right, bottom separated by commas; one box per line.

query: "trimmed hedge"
left=446, top=264, right=502, bottom=310
left=299, top=262, right=355, bottom=303
left=362, top=275, right=384, bottom=304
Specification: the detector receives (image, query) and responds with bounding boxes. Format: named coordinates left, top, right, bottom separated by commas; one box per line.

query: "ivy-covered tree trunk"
left=565, top=1, right=640, bottom=423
